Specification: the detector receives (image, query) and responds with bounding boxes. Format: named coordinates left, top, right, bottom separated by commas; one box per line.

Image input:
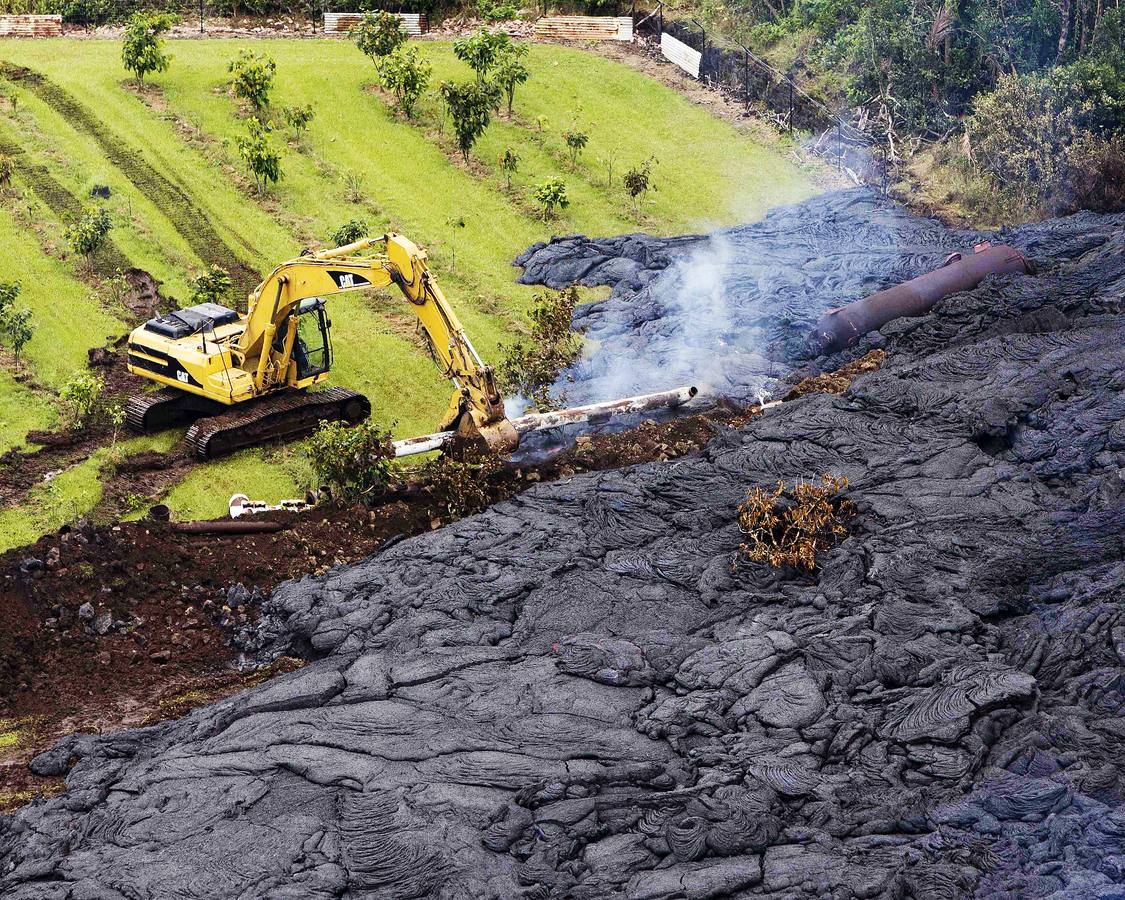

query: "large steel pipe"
left=807, top=243, right=1032, bottom=355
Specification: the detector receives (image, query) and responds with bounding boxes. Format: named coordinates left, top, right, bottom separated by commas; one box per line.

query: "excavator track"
left=124, top=388, right=223, bottom=434
left=184, top=387, right=370, bottom=461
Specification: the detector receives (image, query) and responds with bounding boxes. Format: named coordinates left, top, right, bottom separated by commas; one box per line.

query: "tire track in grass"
left=0, top=137, right=131, bottom=278
left=0, top=63, right=261, bottom=297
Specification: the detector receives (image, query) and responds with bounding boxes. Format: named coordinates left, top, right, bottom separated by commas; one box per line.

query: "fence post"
left=787, top=79, right=794, bottom=134
left=836, top=120, right=841, bottom=171
left=743, top=47, right=750, bottom=113
left=199, top=0, right=204, bottom=33
left=658, top=1, right=663, bottom=38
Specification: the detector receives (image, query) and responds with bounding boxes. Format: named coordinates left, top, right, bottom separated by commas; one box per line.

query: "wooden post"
left=837, top=120, right=841, bottom=171
left=744, top=47, right=750, bottom=113
left=788, top=80, right=794, bottom=134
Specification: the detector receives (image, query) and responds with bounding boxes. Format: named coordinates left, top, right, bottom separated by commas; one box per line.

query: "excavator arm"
left=236, top=232, right=514, bottom=447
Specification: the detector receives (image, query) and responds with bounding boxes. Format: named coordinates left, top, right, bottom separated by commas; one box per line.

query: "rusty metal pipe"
left=391, top=386, right=700, bottom=458
left=807, top=243, right=1032, bottom=355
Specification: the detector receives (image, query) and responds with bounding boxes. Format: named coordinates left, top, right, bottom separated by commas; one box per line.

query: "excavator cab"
left=292, top=298, right=332, bottom=381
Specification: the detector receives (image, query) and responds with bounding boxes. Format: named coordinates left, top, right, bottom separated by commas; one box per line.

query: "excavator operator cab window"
left=293, top=298, right=332, bottom=379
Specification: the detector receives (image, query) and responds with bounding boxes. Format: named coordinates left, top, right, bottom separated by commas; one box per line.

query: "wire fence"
left=634, top=1, right=889, bottom=191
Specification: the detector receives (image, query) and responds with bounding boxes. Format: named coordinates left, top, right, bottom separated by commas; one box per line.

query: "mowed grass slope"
left=0, top=36, right=819, bottom=528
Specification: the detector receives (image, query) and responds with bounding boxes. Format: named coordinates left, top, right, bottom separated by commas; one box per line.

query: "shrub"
left=60, top=371, right=104, bottom=430
left=532, top=177, right=569, bottom=221
left=477, top=0, right=519, bottom=22
left=307, top=418, right=395, bottom=503
left=228, top=48, right=276, bottom=111
left=0, top=282, right=33, bottom=368
left=452, top=29, right=511, bottom=82
left=332, top=218, right=369, bottom=246
left=498, top=147, right=519, bottom=189
left=377, top=45, right=431, bottom=119
left=65, top=206, right=112, bottom=267
left=236, top=119, right=282, bottom=194
left=736, top=474, right=856, bottom=572
left=497, top=284, right=580, bottom=410
left=0, top=154, right=12, bottom=188
left=492, top=43, right=530, bottom=115
left=421, top=445, right=508, bottom=519
left=281, top=103, right=315, bottom=139
left=562, top=128, right=588, bottom=166
left=623, top=156, right=656, bottom=213
left=440, top=80, right=494, bottom=162
left=352, top=11, right=405, bottom=63
left=121, top=11, right=173, bottom=84
left=189, top=266, right=234, bottom=306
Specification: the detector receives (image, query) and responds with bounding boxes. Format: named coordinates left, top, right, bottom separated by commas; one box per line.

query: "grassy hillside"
left=0, top=36, right=820, bottom=536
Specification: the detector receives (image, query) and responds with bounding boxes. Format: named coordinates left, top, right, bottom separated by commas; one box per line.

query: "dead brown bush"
left=421, top=445, right=509, bottom=520
left=737, top=474, right=856, bottom=572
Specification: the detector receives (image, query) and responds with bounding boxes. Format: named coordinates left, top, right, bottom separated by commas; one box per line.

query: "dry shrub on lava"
left=736, top=474, right=856, bottom=571
left=421, top=445, right=510, bottom=519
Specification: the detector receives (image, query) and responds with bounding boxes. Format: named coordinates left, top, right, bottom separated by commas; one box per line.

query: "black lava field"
left=2, top=190, right=1124, bottom=899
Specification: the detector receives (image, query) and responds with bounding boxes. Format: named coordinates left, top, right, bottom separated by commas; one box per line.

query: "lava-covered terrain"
left=1, top=193, right=1123, bottom=898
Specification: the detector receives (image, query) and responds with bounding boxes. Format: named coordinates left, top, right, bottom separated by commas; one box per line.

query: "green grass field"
left=0, top=36, right=820, bottom=539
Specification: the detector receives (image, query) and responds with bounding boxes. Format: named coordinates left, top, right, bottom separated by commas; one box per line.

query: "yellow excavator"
left=125, top=233, right=518, bottom=459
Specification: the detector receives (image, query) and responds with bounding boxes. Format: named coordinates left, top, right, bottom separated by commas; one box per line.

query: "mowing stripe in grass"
left=0, top=137, right=131, bottom=278
left=0, top=63, right=260, bottom=296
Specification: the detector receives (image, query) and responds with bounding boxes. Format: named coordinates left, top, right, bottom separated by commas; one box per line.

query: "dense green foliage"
left=377, top=44, right=431, bottom=118
left=452, top=30, right=510, bottom=82
left=492, top=42, right=530, bottom=115
left=352, top=11, right=406, bottom=63
left=497, top=285, right=581, bottom=410
left=440, top=80, right=494, bottom=161
left=189, top=265, right=234, bottom=306
left=120, top=11, right=173, bottom=84
left=59, top=371, right=103, bottom=429
left=228, top=48, right=276, bottom=110
left=307, top=418, right=395, bottom=502
left=235, top=118, right=282, bottom=193
left=716, top=0, right=1125, bottom=213
left=64, top=206, right=112, bottom=266
left=532, top=176, right=569, bottom=220
left=281, top=102, right=315, bottom=138
left=0, top=282, right=34, bottom=367
left=332, top=218, right=369, bottom=245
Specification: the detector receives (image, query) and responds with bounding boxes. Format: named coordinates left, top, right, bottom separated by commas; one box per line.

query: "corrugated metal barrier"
left=660, top=32, right=700, bottom=77
left=534, top=16, right=634, bottom=41
left=323, top=12, right=427, bottom=36
left=0, top=15, right=63, bottom=37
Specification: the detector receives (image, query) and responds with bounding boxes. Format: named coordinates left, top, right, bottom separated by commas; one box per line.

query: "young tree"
left=440, top=81, right=494, bottom=162
left=281, top=103, right=316, bottom=139
left=452, top=30, right=511, bottom=82
left=121, top=12, right=173, bottom=85
left=563, top=129, right=589, bottom=167
left=65, top=206, right=113, bottom=268
left=377, top=45, right=431, bottom=119
left=332, top=218, right=369, bottom=246
left=498, top=147, right=519, bottom=189
left=60, top=372, right=104, bottom=430
left=0, top=154, right=12, bottom=189
left=0, top=283, right=33, bottom=369
left=189, top=266, right=234, bottom=306
left=228, top=49, right=277, bottom=111
left=236, top=119, right=282, bottom=194
left=497, top=285, right=581, bottom=411
left=3, top=308, right=33, bottom=366
left=352, top=11, right=406, bottom=64
left=623, top=156, right=656, bottom=213
left=491, top=43, right=530, bottom=115
left=533, top=177, right=569, bottom=221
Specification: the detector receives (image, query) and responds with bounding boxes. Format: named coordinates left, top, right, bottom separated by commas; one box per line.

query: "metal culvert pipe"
left=807, top=243, right=1033, bottom=355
